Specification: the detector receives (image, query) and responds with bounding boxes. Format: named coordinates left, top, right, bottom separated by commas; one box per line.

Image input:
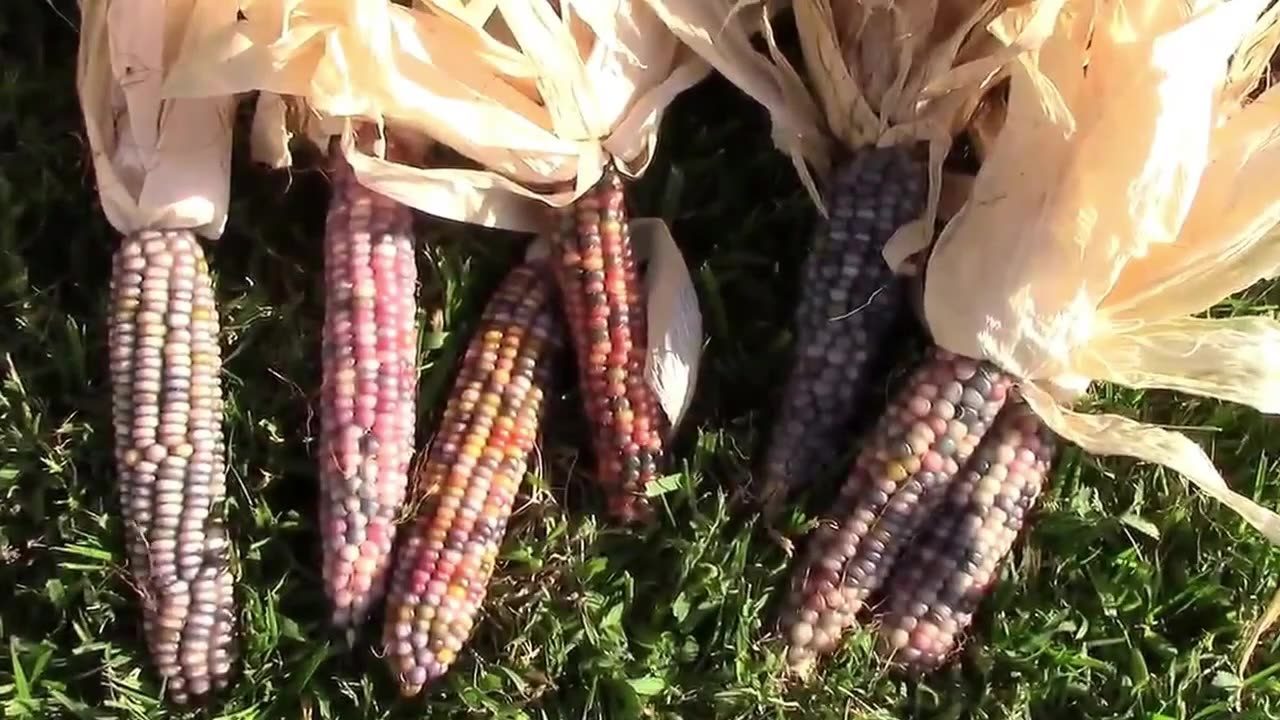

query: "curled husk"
left=919, top=0, right=1280, bottom=548
left=646, top=0, right=1062, bottom=267
left=164, top=0, right=704, bottom=432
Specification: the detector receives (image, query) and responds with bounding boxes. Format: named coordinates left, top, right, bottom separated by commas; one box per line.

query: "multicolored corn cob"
left=108, top=229, right=237, bottom=703
left=383, top=263, right=562, bottom=695
left=876, top=401, right=1056, bottom=670
left=778, top=347, right=1012, bottom=674
left=758, top=145, right=926, bottom=516
left=317, top=143, right=421, bottom=628
left=547, top=168, right=664, bottom=523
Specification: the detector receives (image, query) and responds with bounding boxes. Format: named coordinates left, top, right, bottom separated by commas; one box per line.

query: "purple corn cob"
left=876, top=401, right=1056, bottom=670
left=778, top=347, right=1012, bottom=674
left=108, top=229, right=238, bottom=702
left=318, top=142, right=421, bottom=628
left=758, top=145, right=926, bottom=516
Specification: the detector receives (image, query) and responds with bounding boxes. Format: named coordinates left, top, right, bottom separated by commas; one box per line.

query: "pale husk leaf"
left=645, top=0, right=1061, bottom=268
left=164, top=0, right=711, bottom=233
left=167, top=0, right=707, bottom=424
left=633, top=218, right=703, bottom=430
left=77, top=0, right=237, bottom=238
left=923, top=0, right=1280, bottom=546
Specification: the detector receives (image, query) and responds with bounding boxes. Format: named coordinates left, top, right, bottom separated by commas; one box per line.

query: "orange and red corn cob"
left=759, top=146, right=926, bottom=515
left=108, top=229, right=238, bottom=702
left=778, top=347, right=1012, bottom=673
left=317, top=144, right=421, bottom=628
left=383, top=262, right=562, bottom=695
left=547, top=168, right=665, bottom=523
left=876, top=402, right=1056, bottom=670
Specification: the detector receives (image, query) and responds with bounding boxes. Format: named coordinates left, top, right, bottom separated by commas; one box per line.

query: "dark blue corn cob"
left=758, top=145, right=927, bottom=517
left=876, top=401, right=1056, bottom=670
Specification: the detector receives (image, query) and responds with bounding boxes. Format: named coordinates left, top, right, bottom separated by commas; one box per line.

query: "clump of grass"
left=2, top=4, right=1280, bottom=719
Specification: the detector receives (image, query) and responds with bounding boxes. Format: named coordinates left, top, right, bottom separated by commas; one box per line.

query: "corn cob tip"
left=875, top=615, right=966, bottom=673
left=782, top=645, right=818, bottom=679
left=606, top=489, right=655, bottom=525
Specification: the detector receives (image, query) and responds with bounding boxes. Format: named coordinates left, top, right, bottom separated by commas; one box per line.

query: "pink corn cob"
left=318, top=140, right=421, bottom=628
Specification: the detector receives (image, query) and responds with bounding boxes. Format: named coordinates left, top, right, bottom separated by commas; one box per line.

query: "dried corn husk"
left=164, top=0, right=707, bottom=230
left=648, top=0, right=1062, bottom=266
left=923, top=0, right=1280, bottom=544
left=162, top=0, right=704, bottom=428
left=78, top=0, right=237, bottom=237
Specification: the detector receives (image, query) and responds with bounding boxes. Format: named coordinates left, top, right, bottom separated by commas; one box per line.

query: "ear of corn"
left=758, top=146, right=927, bottom=516
left=108, top=229, right=237, bottom=703
left=778, top=347, right=1012, bottom=673
left=547, top=168, right=665, bottom=523
left=317, top=144, right=421, bottom=628
left=383, top=262, right=562, bottom=695
left=876, top=401, right=1056, bottom=670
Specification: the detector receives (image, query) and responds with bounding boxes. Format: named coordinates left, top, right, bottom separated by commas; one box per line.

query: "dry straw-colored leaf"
left=165, top=0, right=712, bottom=232
left=164, top=0, right=711, bottom=429
left=78, top=0, right=238, bottom=237
left=925, top=0, right=1280, bottom=547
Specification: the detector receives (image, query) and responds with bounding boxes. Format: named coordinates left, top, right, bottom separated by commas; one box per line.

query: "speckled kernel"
left=109, top=229, right=237, bottom=704
left=876, top=402, right=1056, bottom=670
left=318, top=146, right=421, bottom=629
left=383, top=262, right=563, bottom=696
left=777, top=346, right=1012, bottom=674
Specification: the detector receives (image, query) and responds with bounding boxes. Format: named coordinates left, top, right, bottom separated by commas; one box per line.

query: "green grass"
left=4, top=3, right=1280, bottom=718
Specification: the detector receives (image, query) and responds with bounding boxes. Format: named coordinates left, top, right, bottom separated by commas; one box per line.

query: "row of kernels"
left=779, top=348, right=1012, bottom=672
left=760, top=145, right=926, bottom=514
left=319, top=151, right=421, bottom=627
left=108, top=229, right=237, bottom=703
left=877, top=403, right=1056, bottom=669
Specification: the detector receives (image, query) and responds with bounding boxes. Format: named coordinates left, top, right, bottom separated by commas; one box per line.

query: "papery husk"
left=77, top=0, right=237, bottom=238
left=163, top=0, right=712, bottom=233
left=923, top=0, right=1280, bottom=554
left=647, top=0, right=1062, bottom=267
left=162, top=0, right=706, bottom=430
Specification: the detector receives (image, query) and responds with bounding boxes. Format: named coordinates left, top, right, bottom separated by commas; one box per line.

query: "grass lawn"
left=4, top=2, right=1280, bottom=718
